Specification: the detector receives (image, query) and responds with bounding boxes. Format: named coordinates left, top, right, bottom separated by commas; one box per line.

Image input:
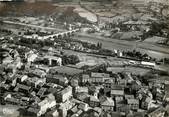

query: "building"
left=27, top=107, right=41, bottom=117
left=81, top=74, right=90, bottom=84
left=26, top=77, right=46, bottom=88
left=25, top=51, right=38, bottom=63
left=164, top=85, right=169, bottom=102
left=110, top=85, right=124, bottom=98
left=37, top=93, right=57, bottom=116
left=29, top=68, right=46, bottom=78
left=16, top=74, right=28, bottom=82
left=90, top=72, right=110, bottom=83
left=81, top=73, right=110, bottom=84
left=101, top=98, right=114, bottom=112
left=141, top=97, right=153, bottom=110
left=78, top=102, right=89, bottom=112
left=75, top=87, right=88, bottom=93
left=60, top=99, right=75, bottom=111
left=126, top=98, right=139, bottom=110
left=16, top=83, right=31, bottom=93
left=104, top=79, right=116, bottom=93
left=45, top=109, right=59, bottom=117
left=116, top=101, right=130, bottom=113
left=5, top=97, right=20, bottom=105
left=89, top=96, right=100, bottom=107
left=47, top=74, right=68, bottom=86
left=147, top=106, right=165, bottom=117
left=43, top=55, right=62, bottom=66
left=70, top=79, right=79, bottom=87
left=56, top=86, right=72, bottom=102
left=37, top=88, right=47, bottom=98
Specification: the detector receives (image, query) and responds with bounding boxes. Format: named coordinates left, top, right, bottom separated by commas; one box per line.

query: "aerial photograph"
left=0, top=0, right=169, bottom=117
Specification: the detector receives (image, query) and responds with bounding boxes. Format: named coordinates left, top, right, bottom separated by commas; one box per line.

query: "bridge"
left=23, top=29, right=80, bottom=40
left=42, top=29, right=80, bottom=40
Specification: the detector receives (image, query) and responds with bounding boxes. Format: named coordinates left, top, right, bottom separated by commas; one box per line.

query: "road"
left=3, top=20, right=65, bottom=32
left=74, top=33, right=169, bottom=60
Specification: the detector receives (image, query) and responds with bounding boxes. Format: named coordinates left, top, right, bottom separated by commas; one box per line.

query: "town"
left=0, top=0, right=169, bottom=117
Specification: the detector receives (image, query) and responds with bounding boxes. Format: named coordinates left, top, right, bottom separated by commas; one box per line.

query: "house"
left=37, top=93, right=56, bottom=116
left=5, top=75, right=17, bottom=87
left=0, top=82, right=10, bottom=90
left=147, top=106, right=165, bottom=117
left=141, top=96, right=153, bottom=110
left=26, top=77, right=46, bottom=88
left=5, top=97, right=20, bottom=105
left=126, top=98, right=139, bottom=110
left=45, top=109, right=59, bottom=117
left=37, top=88, right=47, bottom=98
left=16, top=83, right=31, bottom=93
left=122, top=72, right=134, bottom=84
left=104, top=79, right=116, bottom=93
left=76, top=93, right=89, bottom=102
left=81, top=74, right=90, bottom=84
left=29, top=69, right=46, bottom=78
left=47, top=74, right=68, bottom=86
left=101, top=98, right=114, bottom=112
left=110, top=85, right=124, bottom=98
left=36, top=65, right=50, bottom=73
left=115, top=96, right=124, bottom=103
left=75, top=110, right=83, bottom=117
left=43, top=55, right=62, bottom=66
left=78, top=102, right=89, bottom=111
left=60, top=99, right=75, bottom=111
left=2, top=56, right=13, bottom=65
left=25, top=51, right=38, bottom=63
left=16, top=74, right=28, bottom=82
left=126, top=112, right=145, bottom=117
left=75, top=87, right=88, bottom=94
left=117, top=78, right=127, bottom=86
left=116, top=101, right=130, bottom=113
left=88, top=85, right=99, bottom=97
left=56, top=86, right=72, bottom=103
left=81, top=73, right=110, bottom=84
left=164, top=85, right=169, bottom=102
left=125, top=95, right=135, bottom=100
left=58, top=107, right=67, bottom=117
left=3, top=92, right=12, bottom=101
left=93, top=107, right=102, bottom=116
left=27, top=107, right=41, bottom=117
left=130, top=81, right=142, bottom=92
left=89, top=96, right=100, bottom=107
left=110, top=112, right=123, bottom=117
left=71, top=79, right=79, bottom=87
left=90, top=72, right=110, bottom=83
left=69, top=105, right=78, bottom=115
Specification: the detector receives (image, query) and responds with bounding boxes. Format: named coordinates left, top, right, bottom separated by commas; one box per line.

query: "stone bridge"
left=43, top=29, right=80, bottom=40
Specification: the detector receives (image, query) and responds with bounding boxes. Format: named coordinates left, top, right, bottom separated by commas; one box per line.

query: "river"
left=74, top=33, right=169, bottom=60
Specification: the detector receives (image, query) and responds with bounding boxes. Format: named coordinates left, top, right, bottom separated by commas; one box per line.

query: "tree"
left=69, top=55, right=80, bottom=65
left=62, top=55, right=80, bottom=65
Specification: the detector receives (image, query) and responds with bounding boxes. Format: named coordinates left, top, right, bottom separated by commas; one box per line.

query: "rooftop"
left=101, top=98, right=114, bottom=106
left=91, top=72, right=110, bottom=78
left=58, top=86, right=72, bottom=95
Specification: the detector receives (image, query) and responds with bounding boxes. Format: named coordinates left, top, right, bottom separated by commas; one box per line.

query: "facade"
left=101, top=98, right=114, bottom=111
left=126, top=98, right=139, bottom=110
left=89, top=96, right=100, bottom=107
left=47, top=74, right=68, bottom=86
left=56, top=86, right=72, bottom=102
left=141, top=97, right=152, bottom=110
left=110, top=86, right=124, bottom=98
left=43, top=55, right=62, bottom=66
left=38, top=94, right=57, bottom=115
